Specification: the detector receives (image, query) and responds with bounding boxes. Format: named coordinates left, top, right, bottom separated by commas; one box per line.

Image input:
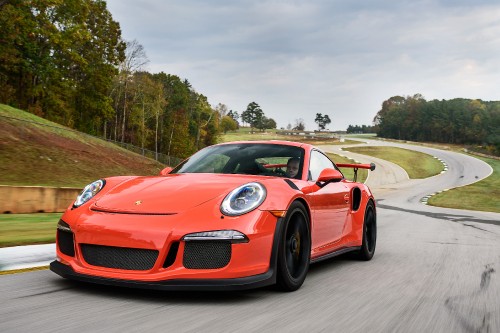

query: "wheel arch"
left=290, top=197, right=312, bottom=229
left=366, top=198, right=376, bottom=214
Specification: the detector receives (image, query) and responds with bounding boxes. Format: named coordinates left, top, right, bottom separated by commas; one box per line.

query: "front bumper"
left=52, top=206, right=286, bottom=290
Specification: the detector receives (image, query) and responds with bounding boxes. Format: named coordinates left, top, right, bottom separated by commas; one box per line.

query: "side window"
left=308, top=150, right=335, bottom=181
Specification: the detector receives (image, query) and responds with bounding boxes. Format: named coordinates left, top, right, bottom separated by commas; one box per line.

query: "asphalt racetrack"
left=1, top=141, right=499, bottom=332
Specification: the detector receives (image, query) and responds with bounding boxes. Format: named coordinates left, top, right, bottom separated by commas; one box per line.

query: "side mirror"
left=159, top=167, right=173, bottom=176
left=317, top=168, right=343, bottom=183
left=301, top=168, right=343, bottom=194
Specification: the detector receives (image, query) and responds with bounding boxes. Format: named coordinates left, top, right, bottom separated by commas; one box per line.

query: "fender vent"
left=352, top=187, right=362, bottom=211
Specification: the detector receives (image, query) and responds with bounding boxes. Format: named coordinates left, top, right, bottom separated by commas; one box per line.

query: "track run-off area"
left=1, top=140, right=499, bottom=332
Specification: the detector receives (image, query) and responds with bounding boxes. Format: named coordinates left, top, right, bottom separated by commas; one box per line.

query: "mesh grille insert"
left=183, top=241, right=231, bottom=269
left=57, top=230, right=75, bottom=257
left=81, top=244, right=158, bottom=270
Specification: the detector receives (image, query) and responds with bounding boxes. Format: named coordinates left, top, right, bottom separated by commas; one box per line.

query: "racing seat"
left=237, top=160, right=261, bottom=175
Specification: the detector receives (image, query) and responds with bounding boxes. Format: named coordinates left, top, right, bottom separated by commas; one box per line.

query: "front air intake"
left=80, top=244, right=158, bottom=270
left=163, top=242, right=180, bottom=268
left=57, top=229, right=75, bottom=257
left=183, top=241, right=231, bottom=269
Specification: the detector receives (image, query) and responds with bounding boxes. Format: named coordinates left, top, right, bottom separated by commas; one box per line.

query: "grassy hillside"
left=0, top=104, right=165, bottom=187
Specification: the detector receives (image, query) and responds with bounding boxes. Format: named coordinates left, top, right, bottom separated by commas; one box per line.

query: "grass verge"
left=0, top=213, right=60, bottom=247
left=342, top=146, right=443, bottom=178
left=428, top=156, right=500, bottom=213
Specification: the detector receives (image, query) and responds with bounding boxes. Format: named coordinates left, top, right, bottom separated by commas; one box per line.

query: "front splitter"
left=50, top=260, right=275, bottom=291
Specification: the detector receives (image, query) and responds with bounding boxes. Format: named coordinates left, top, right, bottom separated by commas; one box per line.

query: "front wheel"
left=353, top=200, right=376, bottom=261
left=276, top=201, right=311, bottom=291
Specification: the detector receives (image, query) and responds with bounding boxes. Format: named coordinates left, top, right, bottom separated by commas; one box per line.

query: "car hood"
left=93, top=174, right=261, bottom=214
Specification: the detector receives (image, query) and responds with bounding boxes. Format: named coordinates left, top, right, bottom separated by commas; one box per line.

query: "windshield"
left=171, top=143, right=305, bottom=179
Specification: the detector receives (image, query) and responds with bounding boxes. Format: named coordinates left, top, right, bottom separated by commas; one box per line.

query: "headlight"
left=73, top=179, right=105, bottom=208
left=220, top=182, right=266, bottom=216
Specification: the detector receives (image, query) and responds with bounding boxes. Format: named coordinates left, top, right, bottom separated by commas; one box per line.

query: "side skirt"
left=310, top=246, right=361, bottom=264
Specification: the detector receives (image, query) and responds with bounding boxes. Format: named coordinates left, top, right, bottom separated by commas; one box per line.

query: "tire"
left=353, top=200, right=376, bottom=261
left=276, top=201, right=311, bottom=291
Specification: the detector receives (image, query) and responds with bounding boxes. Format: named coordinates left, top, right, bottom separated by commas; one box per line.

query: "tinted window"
left=308, top=150, right=335, bottom=181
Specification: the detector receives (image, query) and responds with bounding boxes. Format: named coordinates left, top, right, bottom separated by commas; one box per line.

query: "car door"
left=307, top=150, right=350, bottom=251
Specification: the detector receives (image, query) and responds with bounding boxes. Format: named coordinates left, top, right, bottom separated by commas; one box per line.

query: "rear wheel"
left=354, top=200, right=376, bottom=260
left=276, top=201, right=311, bottom=291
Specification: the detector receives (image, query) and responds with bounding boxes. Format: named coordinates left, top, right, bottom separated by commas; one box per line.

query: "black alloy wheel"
left=276, top=201, right=311, bottom=291
left=354, top=200, right=376, bottom=261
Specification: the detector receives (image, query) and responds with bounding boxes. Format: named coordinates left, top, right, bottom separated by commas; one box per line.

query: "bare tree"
left=293, top=118, right=305, bottom=131
left=118, top=39, right=149, bottom=142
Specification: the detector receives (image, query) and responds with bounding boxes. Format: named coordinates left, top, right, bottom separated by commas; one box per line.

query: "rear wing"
left=336, top=162, right=376, bottom=182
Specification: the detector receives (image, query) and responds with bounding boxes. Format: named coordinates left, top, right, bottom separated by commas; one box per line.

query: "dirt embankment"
left=1, top=116, right=165, bottom=188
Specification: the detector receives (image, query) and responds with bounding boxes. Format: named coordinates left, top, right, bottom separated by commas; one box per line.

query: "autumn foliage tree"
left=221, top=116, right=238, bottom=133
left=0, top=0, right=226, bottom=162
left=0, top=0, right=125, bottom=132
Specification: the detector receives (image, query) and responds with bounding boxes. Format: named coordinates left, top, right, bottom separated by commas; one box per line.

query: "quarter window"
left=308, top=150, right=335, bottom=181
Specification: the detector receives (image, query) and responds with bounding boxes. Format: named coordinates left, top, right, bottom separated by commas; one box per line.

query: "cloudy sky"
left=105, top=0, right=500, bottom=131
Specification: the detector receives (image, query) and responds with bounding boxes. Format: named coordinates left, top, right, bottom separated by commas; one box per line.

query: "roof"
left=215, top=140, right=312, bottom=149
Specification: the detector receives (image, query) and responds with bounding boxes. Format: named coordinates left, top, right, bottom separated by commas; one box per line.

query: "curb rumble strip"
left=421, top=156, right=448, bottom=205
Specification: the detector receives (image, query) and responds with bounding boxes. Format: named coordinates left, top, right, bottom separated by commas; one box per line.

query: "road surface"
left=1, top=141, right=499, bottom=332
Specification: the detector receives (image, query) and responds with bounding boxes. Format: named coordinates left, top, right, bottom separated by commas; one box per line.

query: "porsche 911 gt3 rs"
left=50, top=140, right=377, bottom=291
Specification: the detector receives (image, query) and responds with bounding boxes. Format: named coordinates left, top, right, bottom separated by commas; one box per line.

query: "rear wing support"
left=336, top=163, right=376, bottom=182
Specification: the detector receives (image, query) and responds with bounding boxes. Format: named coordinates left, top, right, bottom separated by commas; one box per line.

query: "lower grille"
left=80, top=244, right=158, bottom=270
left=183, top=241, right=231, bottom=269
left=57, top=230, right=75, bottom=257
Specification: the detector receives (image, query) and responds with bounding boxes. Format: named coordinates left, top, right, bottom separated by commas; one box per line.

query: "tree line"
left=374, top=94, right=500, bottom=155
left=346, top=124, right=376, bottom=134
left=0, top=0, right=278, bottom=160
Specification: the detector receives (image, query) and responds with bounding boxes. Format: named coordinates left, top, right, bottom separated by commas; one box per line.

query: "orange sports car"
left=50, top=141, right=376, bottom=291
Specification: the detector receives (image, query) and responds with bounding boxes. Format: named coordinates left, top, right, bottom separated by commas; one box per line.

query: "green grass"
left=344, top=133, right=377, bottom=139
left=327, top=153, right=368, bottom=183
left=428, top=156, right=500, bottom=213
left=0, top=213, right=60, bottom=247
left=342, top=146, right=443, bottom=179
